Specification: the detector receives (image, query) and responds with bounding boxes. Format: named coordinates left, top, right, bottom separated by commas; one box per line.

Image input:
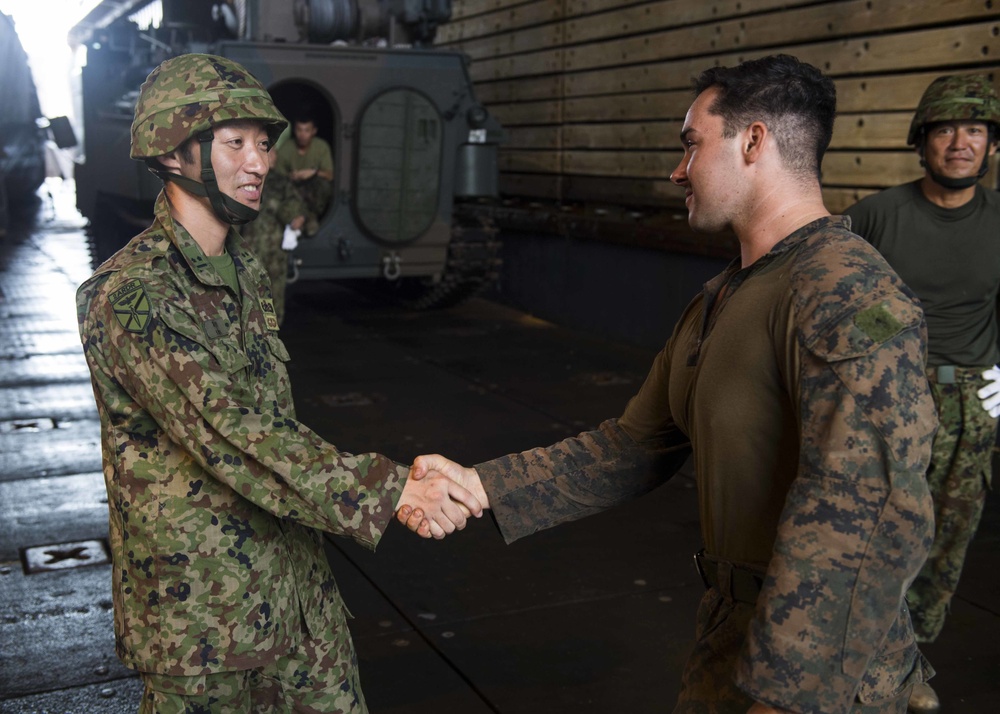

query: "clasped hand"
left=396, top=454, right=491, bottom=539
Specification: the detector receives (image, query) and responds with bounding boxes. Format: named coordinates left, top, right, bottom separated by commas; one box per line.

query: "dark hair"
left=177, top=138, right=196, bottom=164
left=292, top=105, right=318, bottom=127
left=694, top=54, right=836, bottom=179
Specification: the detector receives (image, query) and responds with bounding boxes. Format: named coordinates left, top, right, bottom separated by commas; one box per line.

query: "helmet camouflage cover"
left=907, top=73, right=1000, bottom=145
left=130, top=53, right=287, bottom=159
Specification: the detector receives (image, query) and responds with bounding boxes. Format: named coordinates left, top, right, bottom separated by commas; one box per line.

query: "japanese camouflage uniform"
left=476, top=217, right=938, bottom=713
left=241, top=170, right=312, bottom=325
left=847, top=72, right=1000, bottom=644
left=847, top=183, right=1000, bottom=643
left=77, top=190, right=406, bottom=710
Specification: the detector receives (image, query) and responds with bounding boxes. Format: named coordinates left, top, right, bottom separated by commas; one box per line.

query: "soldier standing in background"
left=402, top=54, right=938, bottom=714
left=845, top=74, right=1000, bottom=714
left=242, top=147, right=316, bottom=325
left=76, top=53, right=481, bottom=713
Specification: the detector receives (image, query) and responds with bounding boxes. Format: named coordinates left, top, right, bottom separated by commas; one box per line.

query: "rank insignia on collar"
left=260, top=298, right=279, bottom=331
left=109, top=279, right=151, bottom=334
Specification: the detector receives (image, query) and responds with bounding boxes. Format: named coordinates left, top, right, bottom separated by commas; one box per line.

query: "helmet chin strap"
left=920, top=155, right=989, bottom=190
left=152, top=130, right=259, bottom=225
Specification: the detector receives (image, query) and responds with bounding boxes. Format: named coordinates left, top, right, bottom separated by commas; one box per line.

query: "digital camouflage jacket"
left=77, top=191, right=406, bottom=676
left=477, top=217, right=938, bottom=713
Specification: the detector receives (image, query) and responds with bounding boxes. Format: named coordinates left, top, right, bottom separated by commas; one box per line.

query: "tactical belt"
left=927, top=365, right=986, bottom=385
left=693, top=550, right=765, bottom=606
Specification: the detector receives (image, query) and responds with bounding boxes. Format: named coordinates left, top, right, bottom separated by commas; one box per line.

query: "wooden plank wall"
left=437, top=0, right=1000, bottom=216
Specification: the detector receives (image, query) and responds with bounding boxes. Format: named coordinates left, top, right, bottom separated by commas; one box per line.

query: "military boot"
left=907, top=681, right=940, bottom=713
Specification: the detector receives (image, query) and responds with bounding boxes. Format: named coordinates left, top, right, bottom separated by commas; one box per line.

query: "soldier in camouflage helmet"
left=906, top=73, right=1000, bottom=189
left=847, top=74, right=1000, bottom=713
left=401, top=55, right=937, bottom=714
left=76, top=53, right=483, bottom=713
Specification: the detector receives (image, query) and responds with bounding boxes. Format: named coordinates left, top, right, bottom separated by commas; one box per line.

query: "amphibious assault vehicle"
left=72, top=0, right=503, bottom=307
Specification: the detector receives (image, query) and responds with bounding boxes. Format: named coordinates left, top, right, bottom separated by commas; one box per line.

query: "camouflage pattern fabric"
left=130, top=53, right=287, bottom=159
left=241, top=170, right=308, bottom=325
left=675, top=590, right=911, bottom=713
left=140, top=615, right=367, bottom=713
left=76, top=190, right=407, bottom=678
left=907, top=369, right=995, bottom=642
left=907, top=73, right=1000, bottom=145
left=294, top=175, right=332, bottom=225
left=477, top=217, right=937, bottom=713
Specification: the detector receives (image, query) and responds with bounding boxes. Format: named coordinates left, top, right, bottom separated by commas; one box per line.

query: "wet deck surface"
left=1, top=182, right=997, bottom=712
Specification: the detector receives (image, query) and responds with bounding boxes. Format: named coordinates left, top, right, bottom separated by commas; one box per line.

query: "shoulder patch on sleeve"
left=109, top=278, right=152, bottom=334
left=806, top=295, right=923, bottom=362
left=854, top=304, right=904, bottom=343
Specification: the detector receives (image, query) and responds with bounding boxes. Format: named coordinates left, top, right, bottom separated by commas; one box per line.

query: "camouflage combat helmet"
left=907, top=73, right=1000, bottom=146
left=131, top=54, right=288, bottom=224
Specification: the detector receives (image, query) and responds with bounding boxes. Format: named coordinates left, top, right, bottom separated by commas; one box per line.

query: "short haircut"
left=694, top=54, right=836, bottom=179
left=177, top=138, right=195, bottom=164
left=292, top=105, right=318, bottom=127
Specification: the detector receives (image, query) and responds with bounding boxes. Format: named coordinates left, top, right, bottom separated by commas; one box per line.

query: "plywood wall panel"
left=442, top=0, right=1000, bottom=232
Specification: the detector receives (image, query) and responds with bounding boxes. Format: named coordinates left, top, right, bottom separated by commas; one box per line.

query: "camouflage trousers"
left=673, top=589, right=911, bottom=713
left=293, top=176, right=332, bottom=227
left=907, top=367, right=995, bottom=642
left=138, top=625, right=367, bottom=714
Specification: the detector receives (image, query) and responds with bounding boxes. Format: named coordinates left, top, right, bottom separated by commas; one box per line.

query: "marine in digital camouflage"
left=76, top=190, right=407, bottom=681
left=241, top=169, right=310, bottom=325
left=476, top=217, right=937, bottom=713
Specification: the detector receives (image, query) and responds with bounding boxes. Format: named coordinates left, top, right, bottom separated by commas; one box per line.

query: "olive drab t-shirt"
left=276, top=136, right=334, bottom=176
left=846, top=181, right=1000, bottom=367
left=204, top=251, right=239, bottom=296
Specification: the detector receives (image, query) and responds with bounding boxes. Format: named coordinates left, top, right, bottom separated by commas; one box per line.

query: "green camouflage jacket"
left=477, top=217, right=937, bottom=713
left=77, top=191, right=406, bottom=675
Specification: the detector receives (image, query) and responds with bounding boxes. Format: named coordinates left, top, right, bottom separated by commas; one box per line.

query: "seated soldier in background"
left=276, top=109, right=334, bottom=229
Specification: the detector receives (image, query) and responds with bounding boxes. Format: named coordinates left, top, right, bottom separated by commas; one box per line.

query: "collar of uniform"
left=766, top=215, right=850, bottom=259
left=705, top=215, right=850, bottom=296
left=154, top=190, right=244, bottom=289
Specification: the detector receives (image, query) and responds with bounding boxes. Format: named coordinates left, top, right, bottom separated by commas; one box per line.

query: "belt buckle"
left=937, top=365, right=956, bottom=384
left=693, top=549, right=711, bottom=589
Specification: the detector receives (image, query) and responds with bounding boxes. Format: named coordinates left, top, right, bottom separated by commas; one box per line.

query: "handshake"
left=396, top=455, right=490, bottom=539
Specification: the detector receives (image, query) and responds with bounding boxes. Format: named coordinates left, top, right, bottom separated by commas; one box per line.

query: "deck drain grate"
left=21, top=539, right=110, bottom=574
left=0, top=418, right=57, bottom=433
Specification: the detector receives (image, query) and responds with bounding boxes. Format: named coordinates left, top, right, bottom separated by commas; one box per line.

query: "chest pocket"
left=157, top=301, right=250, bottom=377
